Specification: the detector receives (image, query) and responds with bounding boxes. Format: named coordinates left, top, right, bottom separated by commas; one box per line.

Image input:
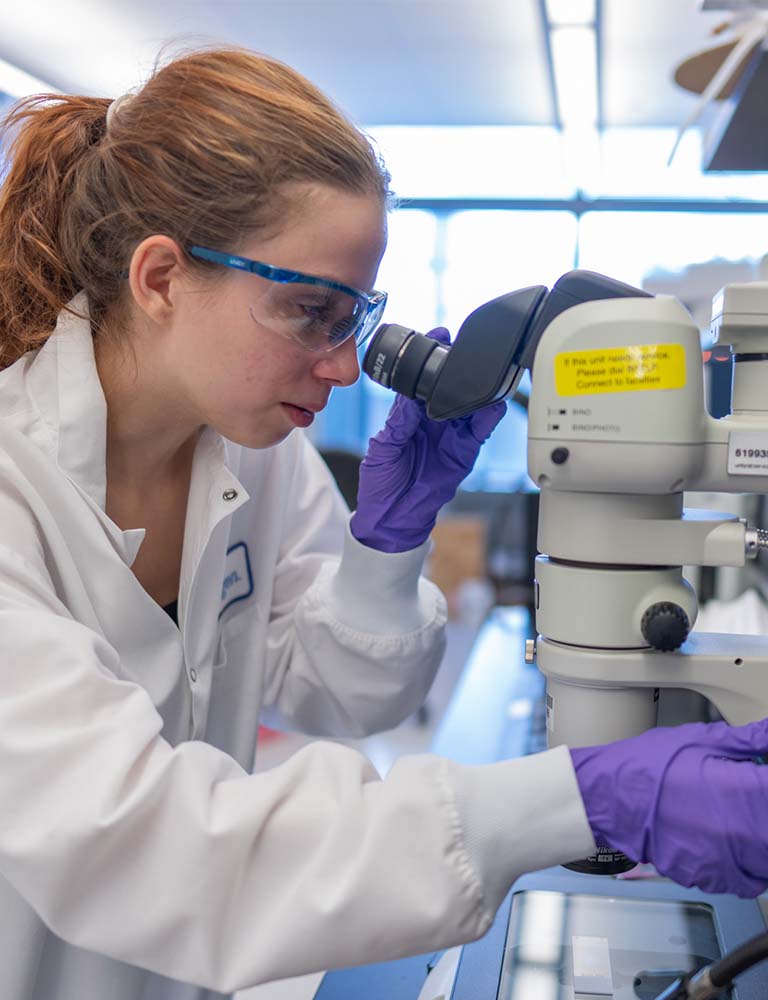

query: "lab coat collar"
left=26, top=293, right=249, bottom=541
left=28, top=292, right=109, bottom=509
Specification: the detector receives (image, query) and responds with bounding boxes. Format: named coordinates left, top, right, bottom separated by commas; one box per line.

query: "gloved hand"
left=570, top=718, right=768, bottom=898
left=350, top=328, right=506, bottom=553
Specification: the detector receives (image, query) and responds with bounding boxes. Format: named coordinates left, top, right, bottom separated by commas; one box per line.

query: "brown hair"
left=0, top=47, right=391, bottom=369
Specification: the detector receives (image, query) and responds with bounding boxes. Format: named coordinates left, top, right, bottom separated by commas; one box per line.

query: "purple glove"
left=571, top=718, right=768, bottom=898
left=350, top=329, right=506, bottom=553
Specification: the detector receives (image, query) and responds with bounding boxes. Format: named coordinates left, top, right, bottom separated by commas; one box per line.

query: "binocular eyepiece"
left=362, top=270, right=650, bottom=420
left=364, top=324, right=450, bottom=404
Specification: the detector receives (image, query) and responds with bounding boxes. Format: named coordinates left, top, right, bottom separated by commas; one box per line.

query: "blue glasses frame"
left=187, top=245, right=387, bottom=351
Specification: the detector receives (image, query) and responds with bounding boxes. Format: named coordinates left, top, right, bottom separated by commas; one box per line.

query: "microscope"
left=527, top=273, right=768, bottom=876
left=365, top=270, right=768, bottom=859
left=364, top=271, right=768, bottom=999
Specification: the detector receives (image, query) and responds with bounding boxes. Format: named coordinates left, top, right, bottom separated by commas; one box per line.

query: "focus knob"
left=640, top=602, right=690, bottom=651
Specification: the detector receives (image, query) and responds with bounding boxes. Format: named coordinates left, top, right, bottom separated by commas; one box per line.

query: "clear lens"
left=356, top=294, right=387, bottom=348
left=255, top=281, right=365, bottom=351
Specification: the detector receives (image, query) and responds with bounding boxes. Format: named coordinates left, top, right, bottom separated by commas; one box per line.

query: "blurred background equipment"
left=671, top=1, right=768, bottom=170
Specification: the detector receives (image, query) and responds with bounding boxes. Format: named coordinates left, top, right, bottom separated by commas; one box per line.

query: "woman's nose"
left=313, top=336, right=360, bottom=387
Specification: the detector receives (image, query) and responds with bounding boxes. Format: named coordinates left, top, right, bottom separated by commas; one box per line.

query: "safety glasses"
left=188, top=246, right=387, bottom=353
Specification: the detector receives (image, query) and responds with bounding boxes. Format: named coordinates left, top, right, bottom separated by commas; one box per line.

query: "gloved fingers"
left=727, top=716, right=768, bottom=755
left=692, top=758, right=768, bottom=898
left=646, top=718, right=768, bottom=760
left=698, top=717, right=768, bottom=759
left=466, top=400, right=507, bottom=443
left=425, top=326, right=451, bottom=347
left=704, top=753, right=768, bottom=810
left=376, top=394, right=426, bottom=446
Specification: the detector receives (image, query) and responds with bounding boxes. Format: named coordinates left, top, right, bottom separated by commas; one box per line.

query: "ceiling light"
left=0, top=57, right=59, bottom=98
left=550, top=25, right=598, bottom=127
left=545, top=0, right=596, bottom=26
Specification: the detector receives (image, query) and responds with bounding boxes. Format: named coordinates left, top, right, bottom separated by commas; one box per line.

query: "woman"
left=0, top=45, right=766, bottom=1000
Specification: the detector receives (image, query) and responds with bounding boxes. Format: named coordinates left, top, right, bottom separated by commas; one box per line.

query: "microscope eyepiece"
left=362, top=286, right=547, bottom=420
left=363, top=324, right=448, bottom=401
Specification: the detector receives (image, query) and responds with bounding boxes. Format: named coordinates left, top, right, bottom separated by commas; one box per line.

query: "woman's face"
left=165, top=184, right=388, bottom=449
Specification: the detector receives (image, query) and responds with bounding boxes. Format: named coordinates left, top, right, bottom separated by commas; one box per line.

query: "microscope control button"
left=641, top=602, right=690, bottom=651
left=550, top=447, right=569, bottom=465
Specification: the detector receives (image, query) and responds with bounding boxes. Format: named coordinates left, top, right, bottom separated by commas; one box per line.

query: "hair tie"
left=105, top=92, right=136, bottom=132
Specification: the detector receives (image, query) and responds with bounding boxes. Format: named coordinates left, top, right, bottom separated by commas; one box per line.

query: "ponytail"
left=0, top=95, right=110, bottom=367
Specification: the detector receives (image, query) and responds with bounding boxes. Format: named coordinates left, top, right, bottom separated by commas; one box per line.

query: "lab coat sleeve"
left=261, top=434, right=448, bottom=737
left=0, top=542, right=594, bottom=991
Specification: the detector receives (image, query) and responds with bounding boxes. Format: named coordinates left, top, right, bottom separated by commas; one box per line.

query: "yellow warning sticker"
left=554, top=344, right=686, bottom=396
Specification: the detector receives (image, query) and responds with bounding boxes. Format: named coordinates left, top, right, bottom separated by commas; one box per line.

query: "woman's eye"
left=300, top=302, right=330, bottom=322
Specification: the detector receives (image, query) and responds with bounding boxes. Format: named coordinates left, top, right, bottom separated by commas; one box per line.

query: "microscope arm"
left=536, top=631, right=768, bottom=749
left=538, top=490, right=751, bottom=568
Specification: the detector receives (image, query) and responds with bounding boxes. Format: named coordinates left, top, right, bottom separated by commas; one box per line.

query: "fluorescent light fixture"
left=0, top=57, right=59, bottom=98
left=550, top=25, right=598, bottom=127
left=545, top=0, right=596, bottom=25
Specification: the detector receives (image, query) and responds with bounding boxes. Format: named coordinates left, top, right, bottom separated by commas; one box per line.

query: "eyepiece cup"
left=362, top=324, right=413, bottom=388
left=363, top=324, right=441, bottom=399
left=390, top=333, right=441, bottom=399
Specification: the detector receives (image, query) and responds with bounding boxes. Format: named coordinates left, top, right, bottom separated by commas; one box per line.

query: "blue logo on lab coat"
left=220, top=541, right=254, bottom=617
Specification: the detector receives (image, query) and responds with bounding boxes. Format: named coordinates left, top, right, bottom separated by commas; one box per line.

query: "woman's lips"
left=281, top=403, right=315, bottom=428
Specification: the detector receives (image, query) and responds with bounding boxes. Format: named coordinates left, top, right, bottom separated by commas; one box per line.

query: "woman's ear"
left=128, top=235, right=188, bottom=324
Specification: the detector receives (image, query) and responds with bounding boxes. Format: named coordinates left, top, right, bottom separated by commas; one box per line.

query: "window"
left=359, top=210, right=440, bottom=445
left=577, top=211, right=768, bottom=291
left=307, top=125, right=768, bottom=497
left=442, top=210, right=578, bottom=489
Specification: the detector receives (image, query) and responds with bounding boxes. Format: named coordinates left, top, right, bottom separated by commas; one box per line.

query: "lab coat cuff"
left=447, top=745, right=597, bottom=914
left=329, top=525, right=439, bottom=634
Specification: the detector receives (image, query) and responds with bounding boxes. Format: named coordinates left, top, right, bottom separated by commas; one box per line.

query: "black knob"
left=641, top=602, right=690, bottom=651
left=551, top=447, right=569, bottom=465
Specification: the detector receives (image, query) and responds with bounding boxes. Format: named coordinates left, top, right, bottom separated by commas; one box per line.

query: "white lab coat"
left=0, top=296, right=595, bottom=999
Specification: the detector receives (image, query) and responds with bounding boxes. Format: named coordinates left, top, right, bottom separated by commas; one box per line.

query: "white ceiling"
left=0, top=1, right=741, bottom=127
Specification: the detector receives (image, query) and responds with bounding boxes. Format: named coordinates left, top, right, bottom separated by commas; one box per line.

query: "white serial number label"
left=728, top=431, right=768, bottom=476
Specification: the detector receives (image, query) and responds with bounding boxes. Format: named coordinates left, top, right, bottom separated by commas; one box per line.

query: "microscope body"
left=363, top=268, right=768, bottom=879
left=527, top=284, right=768, bottom=753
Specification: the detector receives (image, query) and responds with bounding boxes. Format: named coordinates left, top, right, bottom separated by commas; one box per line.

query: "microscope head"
left=526, top=290, right=705, bottom=495
left=362, top=270, right=652, bottom=420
